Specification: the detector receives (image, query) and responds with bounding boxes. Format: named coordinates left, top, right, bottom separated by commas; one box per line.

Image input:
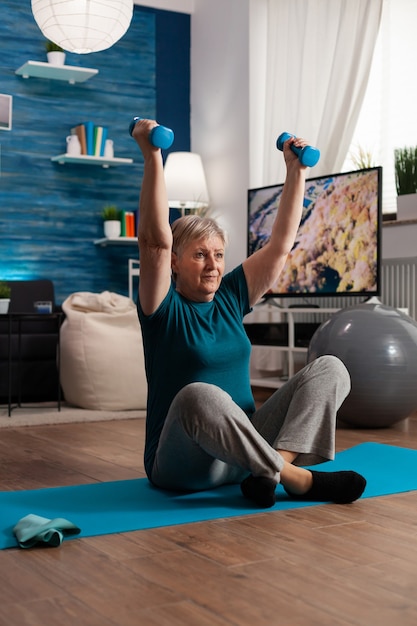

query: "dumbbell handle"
left=276, top=132, right=320, bottom=167
left=129, top=117, right=174, bottom=150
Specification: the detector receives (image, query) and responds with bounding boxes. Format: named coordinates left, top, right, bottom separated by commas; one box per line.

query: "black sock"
left=240, top=475, right=277, bottom=508
left=284, top=470, right=366, bottom=504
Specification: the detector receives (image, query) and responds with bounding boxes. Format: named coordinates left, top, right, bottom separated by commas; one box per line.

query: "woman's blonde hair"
left=171, top=215, right=228, bottom=256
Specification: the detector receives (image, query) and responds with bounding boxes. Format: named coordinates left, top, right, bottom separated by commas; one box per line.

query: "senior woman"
left=131, top=119, right=366, bottom=508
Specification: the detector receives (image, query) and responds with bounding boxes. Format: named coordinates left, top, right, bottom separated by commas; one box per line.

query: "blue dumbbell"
left=276, top=132, right=320, bottom=167
left=129, top=117, right=174, bottom=150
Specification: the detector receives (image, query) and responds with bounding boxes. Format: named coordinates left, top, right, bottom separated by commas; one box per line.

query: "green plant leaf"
left=394, top=146, right=417, bottom=195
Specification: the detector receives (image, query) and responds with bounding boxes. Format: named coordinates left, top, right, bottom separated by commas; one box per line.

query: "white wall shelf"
left=94, top=237, right=137, bottom=247
left=51, top=154, right=133, bottom=168
left=15, top=61, right=98, bottom=84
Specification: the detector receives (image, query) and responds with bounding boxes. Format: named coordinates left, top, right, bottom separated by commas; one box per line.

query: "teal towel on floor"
left=13, top=514, right=81, bottom=548
left=2, top=443, right=417, bottom=550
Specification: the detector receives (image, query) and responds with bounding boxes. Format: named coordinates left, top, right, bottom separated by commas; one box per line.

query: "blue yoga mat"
left=1, top=442, right=417, bottom=549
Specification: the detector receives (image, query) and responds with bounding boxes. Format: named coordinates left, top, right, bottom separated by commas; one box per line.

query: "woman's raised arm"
left=243, top=137, right=308, bottom=307
left=131, top=119, right=173, bottom=315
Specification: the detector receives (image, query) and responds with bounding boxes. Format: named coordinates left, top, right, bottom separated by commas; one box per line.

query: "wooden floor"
left=1, top=392, right=417, bottom=626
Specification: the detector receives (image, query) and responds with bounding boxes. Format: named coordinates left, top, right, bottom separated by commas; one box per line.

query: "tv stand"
left=245, top=305, right=339, bottom=389
left=288, top=303, right=320, bottom=309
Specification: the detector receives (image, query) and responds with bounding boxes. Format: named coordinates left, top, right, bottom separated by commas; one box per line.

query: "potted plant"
left=349, top=144, right=374, bottom=170
left=0, top=281, right=11, bottom=314
left=394, top=146, right=417, bottom=221
left=102, top=204, right=121, bottom=238
left=45, top=40, right=66, bottom=65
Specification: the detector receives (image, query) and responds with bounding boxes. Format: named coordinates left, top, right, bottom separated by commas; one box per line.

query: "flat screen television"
left=247, top=166, right=382, bottom=300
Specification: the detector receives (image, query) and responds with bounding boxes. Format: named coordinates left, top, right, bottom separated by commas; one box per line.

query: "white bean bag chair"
left=60, top=291, right=147, bottom=410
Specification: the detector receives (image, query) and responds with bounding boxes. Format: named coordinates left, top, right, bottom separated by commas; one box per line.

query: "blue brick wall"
left=0, top=3, right=190, bottom=303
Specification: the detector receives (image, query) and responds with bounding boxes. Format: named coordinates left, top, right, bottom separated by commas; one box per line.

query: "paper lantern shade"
left=31, top=0, right=134, bottom=54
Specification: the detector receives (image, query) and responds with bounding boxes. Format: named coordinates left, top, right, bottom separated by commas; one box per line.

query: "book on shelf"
left=93, top=125, right=108, bottom=157
left=130, top=212, right=136, bottom=237
left=72, top=122, right=108, bottom=158
left=100, top=126, right=108, bottom=156
left=70, top=124, right=87, bottom=155
left=83, top=121, right=95, bottom=156
left=121, top=211, right=136, bottom=237
left=127, top=211, right=136, bottom=237
left=94, top=126, right=103, bottom=157
left=120, top=210, right=126, bottom=237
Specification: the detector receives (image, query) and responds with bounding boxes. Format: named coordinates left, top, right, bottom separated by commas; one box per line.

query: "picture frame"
left=0, top=94, right=12, bottom=131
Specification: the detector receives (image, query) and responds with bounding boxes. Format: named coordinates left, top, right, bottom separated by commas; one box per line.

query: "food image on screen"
left=247, top=167, right=382, bottom=298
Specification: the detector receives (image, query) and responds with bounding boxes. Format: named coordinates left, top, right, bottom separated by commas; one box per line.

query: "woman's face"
left=172, top=235, right=225, bottom=302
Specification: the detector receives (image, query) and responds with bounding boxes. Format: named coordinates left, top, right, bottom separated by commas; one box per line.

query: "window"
left=342, top=0, right=417, bottom=216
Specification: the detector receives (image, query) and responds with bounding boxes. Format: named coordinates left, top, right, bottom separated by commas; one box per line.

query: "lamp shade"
left=164, top=152, right=210, bottom=212
left=31, top=0, right=134, bottom=54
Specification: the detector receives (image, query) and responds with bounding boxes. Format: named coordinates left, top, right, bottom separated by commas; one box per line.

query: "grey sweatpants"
left=150, top=355, right=351, bottom=491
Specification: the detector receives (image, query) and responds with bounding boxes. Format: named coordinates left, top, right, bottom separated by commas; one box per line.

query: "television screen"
left=247, top=167, right=382, bottom=299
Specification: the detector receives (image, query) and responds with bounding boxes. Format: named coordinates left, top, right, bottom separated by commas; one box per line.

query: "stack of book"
left=70, top=122, right=108, bottom=157
left=120, top=211, right=137, bottom=237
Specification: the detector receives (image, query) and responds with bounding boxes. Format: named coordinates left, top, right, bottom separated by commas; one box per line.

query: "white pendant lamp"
left=31, top=0, right=134, bottom=54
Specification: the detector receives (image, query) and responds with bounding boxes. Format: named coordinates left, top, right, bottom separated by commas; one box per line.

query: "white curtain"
left=343, top=0, right=417, bottom=214
left=250, top=0, right=383, bottom=187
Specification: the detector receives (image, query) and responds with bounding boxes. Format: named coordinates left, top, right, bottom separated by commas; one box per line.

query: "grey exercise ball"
left=307, top=303, right=417, bottom=427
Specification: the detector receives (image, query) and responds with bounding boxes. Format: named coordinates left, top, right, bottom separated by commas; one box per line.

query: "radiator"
left=281, top=257, right=417, bottom=321
left=381, top=258, right=417, bottom=320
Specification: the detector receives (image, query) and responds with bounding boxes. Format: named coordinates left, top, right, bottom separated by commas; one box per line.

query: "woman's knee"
left=167, top=382, right=236, bottom=442
left=313, top=355, right=351, bottom=395
left=173, top=382, right=227, bottom=409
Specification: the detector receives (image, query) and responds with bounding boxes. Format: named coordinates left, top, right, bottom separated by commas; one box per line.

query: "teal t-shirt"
left=137, top=264, right=255, bottom=477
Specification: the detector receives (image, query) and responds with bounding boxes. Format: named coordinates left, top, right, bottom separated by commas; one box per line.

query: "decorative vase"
left=104, top=139, right=114, bottom=159
left=47, top=51, right=66, bottom=65
left=0, top=299, right=10, bottom=314
left=397, top=193, right=417, bottom=221
left=66, top=135, right=81, bottom=156
left=104, top=220, right=121, bottom=239
left=397, top=193, right=417, bottom=220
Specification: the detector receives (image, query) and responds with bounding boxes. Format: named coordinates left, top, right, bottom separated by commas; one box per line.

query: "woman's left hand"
left=283, top=136, right=308, bottom=169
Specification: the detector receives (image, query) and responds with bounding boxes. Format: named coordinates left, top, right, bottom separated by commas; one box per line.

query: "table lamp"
left=164, top=152, right=210, bottom=216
